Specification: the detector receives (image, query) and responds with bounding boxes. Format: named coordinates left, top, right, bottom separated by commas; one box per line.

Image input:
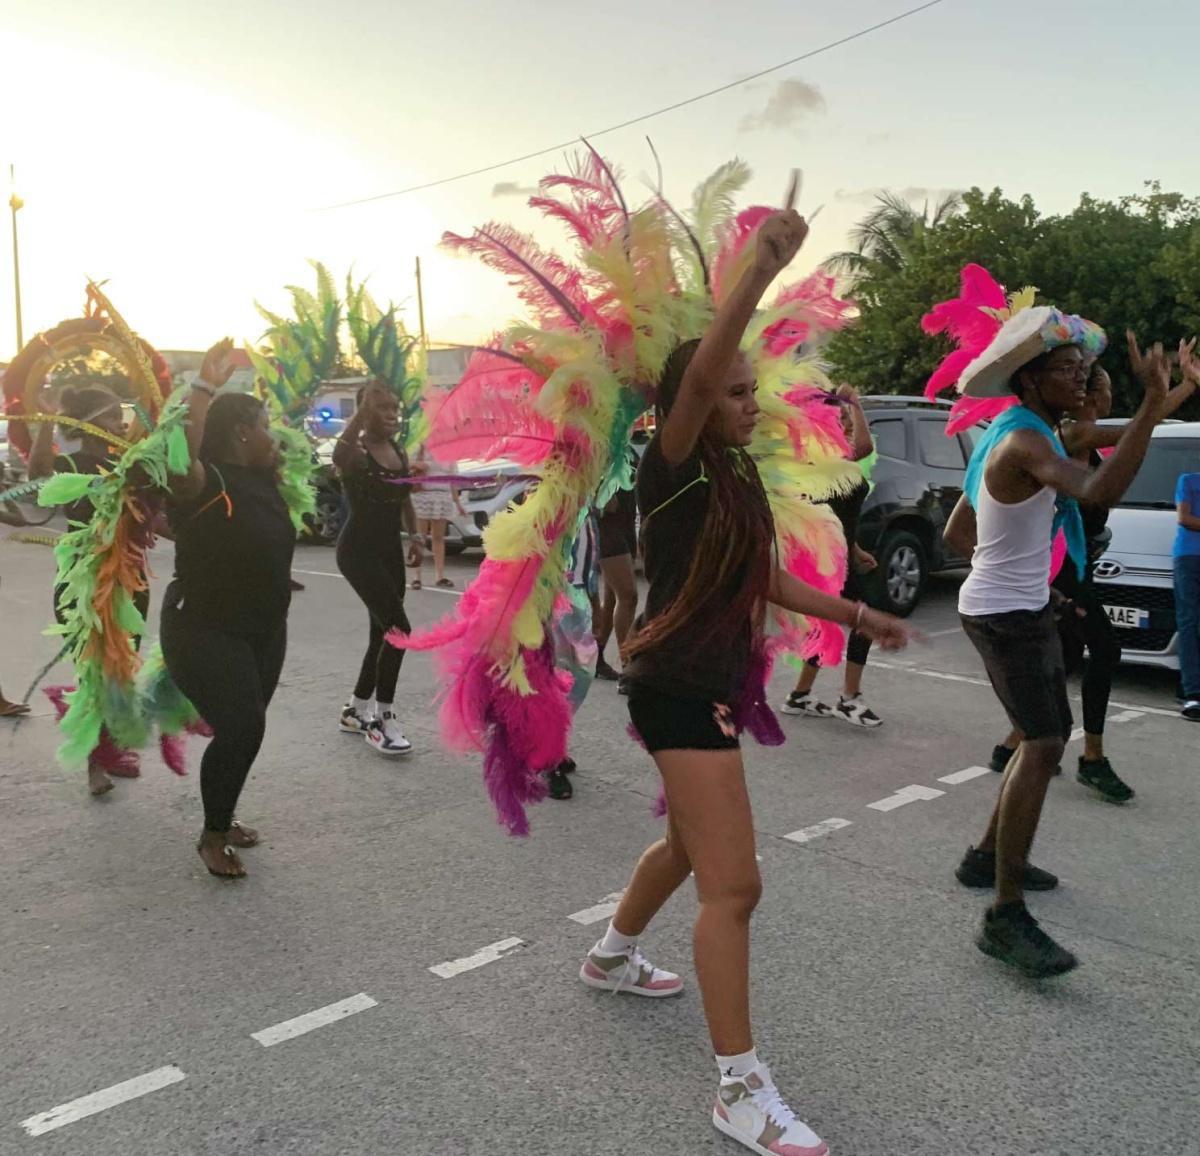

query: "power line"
left=316, top=0, right=948, bottom=212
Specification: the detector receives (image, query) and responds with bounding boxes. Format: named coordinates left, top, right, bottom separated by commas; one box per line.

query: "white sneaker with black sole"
left=834, top=694, right=882, bottom=728
left=365, top=711, right=413, bottom=755
left=340, top=703, right=373, bottom=734
left=780, top=692, right=833, bottom=718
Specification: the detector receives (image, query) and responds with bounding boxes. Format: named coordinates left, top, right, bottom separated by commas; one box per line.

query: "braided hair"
left=623, top=339, right=776, bottom=664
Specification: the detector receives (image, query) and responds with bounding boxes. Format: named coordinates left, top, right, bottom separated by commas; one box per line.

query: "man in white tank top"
left=939, top=317, right=1170, bottom=979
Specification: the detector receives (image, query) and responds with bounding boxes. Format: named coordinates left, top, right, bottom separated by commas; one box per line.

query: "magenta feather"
left=424, top=350, right=555, bottom=467
left=442, top=225, right=590, bottom=327
left=712, top=206, right=773, bottom=300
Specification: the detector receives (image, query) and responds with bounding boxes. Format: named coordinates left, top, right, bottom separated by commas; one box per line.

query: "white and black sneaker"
left=781, top=691, right=833, bottom=718
left=365, top=711, right=413, bottom=756
left=340, top=702, right=373, bottom=734
left=835, top=694, right=882, bottom=728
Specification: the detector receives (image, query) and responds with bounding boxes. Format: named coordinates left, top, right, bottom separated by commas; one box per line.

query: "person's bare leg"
left=992, top=737, right=1063, bottom=908
left=608, top=810, right=692, bottom=937
left=431, top=519, right=447, bottom=583
left=197, top=829, right=246, bottom=878
left=978, top=728, right=1024, bottom=852
left=612, top=747, right=760, bottom=1054
left=604, top=554, right=638, bottom=656
left=412, top=520, right=430, bottom=586
left=595, top=582, right=616, bottom=654
left=792, top=662, right=819, bottom=695
left=88, top=766, right=114, bottom=796
left=842, top=661, right=866, bottom=699
left=1082, top=732, right=1104, bottom=761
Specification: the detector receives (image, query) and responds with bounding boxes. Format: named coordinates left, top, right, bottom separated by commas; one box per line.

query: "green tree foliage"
left=828, top=183, right=1200, bottom=417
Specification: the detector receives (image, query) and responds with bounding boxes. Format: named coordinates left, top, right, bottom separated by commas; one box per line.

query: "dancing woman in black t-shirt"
left=332, top=384, right=423, bottom=756
left=161, top=341, right=297, bottom=878
left=578, top=210, right=913, bottom=1155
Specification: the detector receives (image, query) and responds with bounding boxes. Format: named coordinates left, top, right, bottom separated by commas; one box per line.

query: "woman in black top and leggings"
left=577, top=209, right=912, bottom=1155
left=333, top=383, right=423, bottom=756
left=162, top=341, right=296, bottom=878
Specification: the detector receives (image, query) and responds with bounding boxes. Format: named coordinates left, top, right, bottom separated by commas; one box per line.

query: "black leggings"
left=805, top=567, right=872, bottom=671
left=161, top=607, right=287, bottom=832
left=1053, top=566, right=1121, bottom=737
left=336, top=539, right=410, bottom=704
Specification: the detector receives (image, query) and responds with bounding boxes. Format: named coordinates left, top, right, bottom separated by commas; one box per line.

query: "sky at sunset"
left=2, top=0, right=1199, bottom=359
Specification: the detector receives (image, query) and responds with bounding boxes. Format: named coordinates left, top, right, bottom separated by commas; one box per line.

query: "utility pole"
left=9, top=164, right=23, bottom=350
left=414, top=256, right=428, bottom=350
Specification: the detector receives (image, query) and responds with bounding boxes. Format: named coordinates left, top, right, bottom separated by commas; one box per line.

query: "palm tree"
left=826, top=190, right=962, bottom=283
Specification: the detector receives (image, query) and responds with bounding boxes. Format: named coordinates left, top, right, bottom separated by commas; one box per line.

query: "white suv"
left=1092, top=422, right=1200, bottom=670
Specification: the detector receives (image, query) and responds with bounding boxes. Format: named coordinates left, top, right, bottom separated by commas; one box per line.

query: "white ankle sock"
left=716, top=1048, right=760, bottom=1081
left=597, top=920, right=637, bottom=957
left=377, top=701, right=394, bottom=718
left=351, top=695, right=373, bottom=714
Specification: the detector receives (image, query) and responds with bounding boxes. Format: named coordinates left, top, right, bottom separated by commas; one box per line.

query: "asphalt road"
left=1, top=533, right=1197, bottom=1156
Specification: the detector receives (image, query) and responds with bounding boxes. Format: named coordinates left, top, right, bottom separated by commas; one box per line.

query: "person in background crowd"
left=409, top=447, right=466, bottom=590
left=594, top=448, right=640, bottom=689
left=1174, top=466, right=1200, bottom=721
left=783, top=383, right=882, bottom=726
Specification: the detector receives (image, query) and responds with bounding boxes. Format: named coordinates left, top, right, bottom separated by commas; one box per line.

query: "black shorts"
left=960, top=604, right=1072, bottom=742
left=597, top=511, right=637, bottom=560
left=626, top=683, right=741, bottom=753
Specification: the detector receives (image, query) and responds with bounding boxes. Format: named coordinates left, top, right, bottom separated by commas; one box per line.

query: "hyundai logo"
left=1094, top=560, right=1125, bottom=579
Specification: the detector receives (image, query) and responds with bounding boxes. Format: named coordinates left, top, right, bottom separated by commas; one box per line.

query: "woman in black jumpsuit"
left=161, top=341, right=297, bottom=878
left=333, top=384, right=423, bottom=756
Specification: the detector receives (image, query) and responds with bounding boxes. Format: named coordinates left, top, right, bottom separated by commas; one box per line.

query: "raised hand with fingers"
left=199, top=337, right=238, bottom=390
left=1177, top=336, right=1200, bottom=384
left=1126, top=331, right=1171, bottom=411
left=752, top=210, right=809, bottom=281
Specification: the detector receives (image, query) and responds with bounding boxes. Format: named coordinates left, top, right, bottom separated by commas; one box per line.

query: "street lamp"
left=9, top=164, right=23, bottom=350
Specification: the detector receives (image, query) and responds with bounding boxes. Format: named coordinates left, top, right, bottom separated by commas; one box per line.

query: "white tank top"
left=958, top=475, right=1055, bottom=617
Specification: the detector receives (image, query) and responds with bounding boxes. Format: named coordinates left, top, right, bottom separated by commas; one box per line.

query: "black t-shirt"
left=166, top=462, right=296, bottom=635
left=54, top=449, right=113, bottom=526
left=624, top=435, right=759, bottom=703
left=827, top=476, right=870, bottom=547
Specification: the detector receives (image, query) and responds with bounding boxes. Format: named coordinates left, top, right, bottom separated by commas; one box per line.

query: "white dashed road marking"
left=251, top=993, right=378, bottom=1047
left=938, top=766, right=992, bottom=785
left=867, top=785, right=946, bottom=812
left=568, top=893, right=625, bottom=926
left=1108, top=710, right=1145, bottom=724
left=20, top=1065, right=186, bottom=1137
left=429, top=937, right=525, bottom=979
left=784, top=818, right=853, bottom=844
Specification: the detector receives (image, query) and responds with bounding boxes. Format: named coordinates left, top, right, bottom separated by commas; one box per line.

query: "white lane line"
left=871, top=661, right=991, bottom=688
left=924, top=627, right=964, bottom=638
left=784, top=818, right=852, bottom=844
left=429, top=937, right=525, bottom=979
left=938, top=766, right=991, bottom=785
left=875, top=661, right=1179, bottom=718
left=867, top=785, right=945, bottom=812
left=568, top=893, right=625, bottom=926
left=251, top=993, right=378, bottom=1047
left=1108, top=709, right=1145, bottom=724
left=21, top=1066, right=185, bottom=1137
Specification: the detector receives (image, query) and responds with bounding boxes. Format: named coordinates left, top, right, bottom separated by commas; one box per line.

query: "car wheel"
left=869, top=530, right=927, bottom=617
left=307, top=490, right=345, bottom=545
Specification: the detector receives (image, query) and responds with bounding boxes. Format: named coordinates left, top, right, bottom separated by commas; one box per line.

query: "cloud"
left=739, top=78, right=826, bottom=134
left=492, top=181, right=539, bottom=198
left=834, top=185, right=963, bottom=206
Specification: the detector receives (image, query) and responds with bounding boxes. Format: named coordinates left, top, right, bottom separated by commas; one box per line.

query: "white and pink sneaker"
left=713, top=1065, right=829, bottom=1156
left=579, top=943, right=683, bottom=998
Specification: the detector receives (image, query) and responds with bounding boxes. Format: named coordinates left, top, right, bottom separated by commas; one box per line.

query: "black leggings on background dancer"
left=333, top=383, right=422, bottom=756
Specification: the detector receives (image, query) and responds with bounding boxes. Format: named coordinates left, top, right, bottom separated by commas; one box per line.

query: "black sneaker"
left=595, top=657, right=620, bottom=682
left=976, top=904, right=1079, bottom=978
left=781, top=692, right=834, bottom=718
left=954, top=846, right=1058, bottom=891
left=1181, top=700, right=1200, bottom=721
left=559, top=757, right=577, bottom=775
left=547, top=765, right=573, bottom=800
left=988, top=744, right=1015, bottom=773
left=1076, top=757, right=1134, bottom=804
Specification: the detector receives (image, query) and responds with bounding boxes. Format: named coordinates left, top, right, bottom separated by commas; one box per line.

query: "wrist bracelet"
left=191, top=381, right=215, bottom=397
left=852, top=601, right=866, bottom=629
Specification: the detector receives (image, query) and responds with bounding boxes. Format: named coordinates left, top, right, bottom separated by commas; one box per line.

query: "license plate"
left=1104, top=605, right=1149, bottom=629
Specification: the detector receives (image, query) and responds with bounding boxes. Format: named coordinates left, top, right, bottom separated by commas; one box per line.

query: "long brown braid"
left=623, top=339, right=776, bottom=665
